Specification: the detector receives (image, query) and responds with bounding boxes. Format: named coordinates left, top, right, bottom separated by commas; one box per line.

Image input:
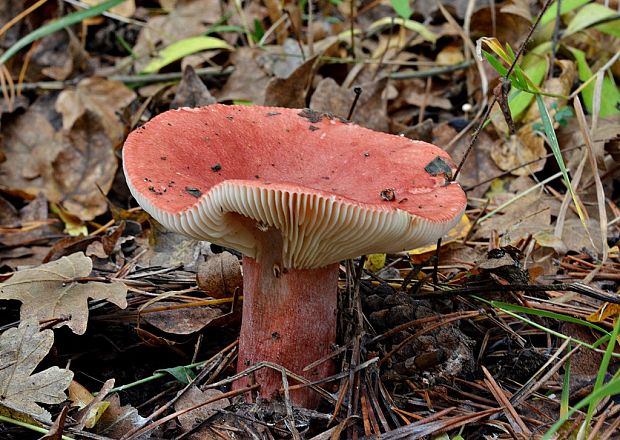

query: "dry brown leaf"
left=0, top=0, right=26, bottom=49
left=475, top=190, right=556, bottom=244
left=500, top=0, right=532, bottom=21
left=436, top=45, right=465, bottom=66
left=55, top=77, right=136, bottom=147
left=471, top=5, right=531, bottom=48
left=95, top=394, right=152, bottom=439
left=70, top=379, right=115, bottom=430
left=491, top=124, right=546, bottom=175
left=0, top=252, right=127, bottom=335
left=217, top=47, right=272, bottom=103
left=264, top=55, right=319, bottom=108
left=141, top=220, right=212, bottom=270
left=0, top=319, right=73, bottom=423
left=40, top=405, right=69, bottom=440
left=30, top=32, right=81, bottom=81
left=435, top=123, right=500, bottom=198
left=412, top=0, right=488, bottom=19
left=403, top=81, right=453, bottom=110
left=196, top=251, right=242, bottom=298
left=141, top=301, right=223, bottom=334
left=175, top=387, right=230, bottom=432
left=170, top=65, right=217, bottom=109
left=558, top=116, right=620, bottom=171
left=310, top=77, right=389, bottom=132
left=0, top=99, right=120, bottom=220
left=0, top=194, right=55, bottom=247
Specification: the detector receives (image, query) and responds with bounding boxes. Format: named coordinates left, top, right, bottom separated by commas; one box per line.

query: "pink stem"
left=237, top=252, right=338, bottom=407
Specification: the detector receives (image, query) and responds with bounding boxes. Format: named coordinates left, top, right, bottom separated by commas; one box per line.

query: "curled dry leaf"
left=175, top=387, right=230, bottom=432
left=0, top=99, right=120, bottom=221
left=95, top=394, right=152, bottom=440
left=141, top=301, right=223, bottom=335
left=69, top=379, right=115, bottom=430
left=264, top=55, right=319, bottom=108
left=55, top=77, right=136, bottom=147
left=0, top=319, right=73, bottom=423
left=310, top=77, right=389, bottom=132
left=196, top=251, right=242, bottom=298
left=170, top=65, right=217, bottom=109
left=141, top=220, right=212, bottom=270
left=0, top=252, right=128, bottom=335
left=471, top=5, right=531, bottom=48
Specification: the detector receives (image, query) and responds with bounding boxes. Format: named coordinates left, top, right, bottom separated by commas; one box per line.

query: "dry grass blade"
left=573, top=97, right=608, bottom=267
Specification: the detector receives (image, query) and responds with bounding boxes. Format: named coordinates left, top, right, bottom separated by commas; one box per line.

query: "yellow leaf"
left=69, top=380, right=94, bottom=409
left=409, top=214, right=470, bottom=255
left=365, top=253, right=387, bottom=272
left=587, top=303, right=620, bottom=323
left=50, top=203, right=88, bottom=236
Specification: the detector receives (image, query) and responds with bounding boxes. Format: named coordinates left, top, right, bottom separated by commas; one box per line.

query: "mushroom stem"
left=237, top=243, right=338, bottom=407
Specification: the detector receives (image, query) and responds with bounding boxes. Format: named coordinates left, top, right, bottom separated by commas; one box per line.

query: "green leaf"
left=540, top=0, right=590, bottom=28
left=570, top=47, right=620, bottom=117
left=595, top=18, right=620, bottom=37
left=252, top=18, right=265, bottom=42
left=368, top=17, right=436, bottom=43
left=155, top=366, right=196, bottom=385
left=141, top=36, right=233, bottom=74
left=482, top=50, right=508, bottom=77
left=0, top=0, right=126, bottom=67
left=565, top=3, right=620, bottom=36
left=508, top=54, right=548, bottom=122
left=390, top=0, right=413, bottom=19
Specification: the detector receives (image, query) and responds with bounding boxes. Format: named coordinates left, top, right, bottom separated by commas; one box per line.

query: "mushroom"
left=122, top=104, right=466, bottom=407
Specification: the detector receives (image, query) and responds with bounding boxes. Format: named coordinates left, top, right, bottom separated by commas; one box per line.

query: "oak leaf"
left=0, top=319, right=73, bottom=423
left=0, top=253, right=127, bottom=335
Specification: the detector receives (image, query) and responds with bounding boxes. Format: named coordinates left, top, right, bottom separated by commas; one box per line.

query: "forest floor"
left=1, top=0, right=620, bottom=438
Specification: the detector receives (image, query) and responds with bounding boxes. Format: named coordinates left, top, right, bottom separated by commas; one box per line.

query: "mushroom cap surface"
left=123, top=104, right=466, bottom=269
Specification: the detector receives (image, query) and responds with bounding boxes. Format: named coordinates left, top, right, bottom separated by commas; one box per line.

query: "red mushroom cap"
left=123, top=104, right=466, bottom=268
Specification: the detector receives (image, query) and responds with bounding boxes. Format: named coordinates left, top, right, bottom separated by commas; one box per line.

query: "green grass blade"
left=0, top=0, right=126, bottom=67
left=543, top=368, right=620, bottom=438
left=585, top=315, right=620, bottom=427
left=491, top=301, right=609, bottom=334
left=561, top=342, right=571, bottom=417
left=535, top=94, right=588, bottom=227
